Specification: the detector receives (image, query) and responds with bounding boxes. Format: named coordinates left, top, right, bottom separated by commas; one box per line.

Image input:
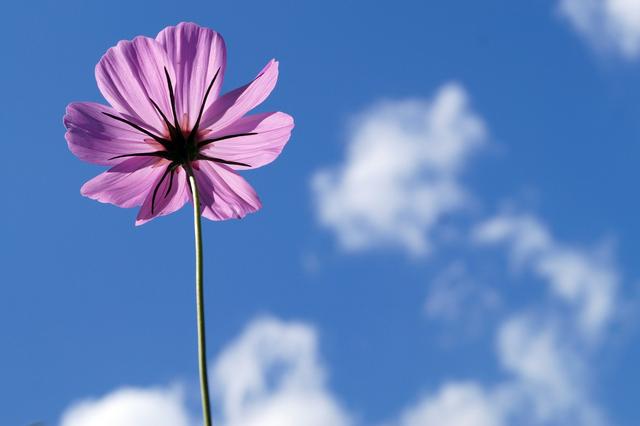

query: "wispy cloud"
left=495, top=314, right=604, bottom=425
left=559, top=0, right=640, bottom=58
left=424, top=261, right=501, bottom=325
left=473, top=212, right=618, bottom=340
left=211, top=317, right=352, bottom=426
left=312, top=84, right=487, bottom=255
left=387, top=318, right=604, bottom=425
left=389, top=382, right=505, bottom=426
left=384, top=211, right=619, bottom=426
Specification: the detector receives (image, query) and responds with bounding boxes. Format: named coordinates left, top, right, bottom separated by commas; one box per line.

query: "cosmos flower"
left=64, top=22, right=294, bottom=225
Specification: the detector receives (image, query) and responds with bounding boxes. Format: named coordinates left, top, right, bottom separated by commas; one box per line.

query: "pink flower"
left=64, top=22, right=294, bottom=225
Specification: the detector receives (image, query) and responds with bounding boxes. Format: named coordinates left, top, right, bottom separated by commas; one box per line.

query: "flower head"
left=65, top=22, right=294, bottom=225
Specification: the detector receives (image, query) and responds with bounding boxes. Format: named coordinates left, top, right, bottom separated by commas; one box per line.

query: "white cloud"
left=391, top=383, right=506, bottom=426
left=59, top=386, right=193, bottom=426
left=473, top=213, right=618, bottom=340
left=212, top=317, right=352, bottom=426
left=312, top=84, right=487, bottom=255
left=559, top=0, right=640, bottom=58
left=498, top=317, right=578, bottom=412
left=496, top=315, right=603, bottom=425
left=465, top=212, right=617, bottom=423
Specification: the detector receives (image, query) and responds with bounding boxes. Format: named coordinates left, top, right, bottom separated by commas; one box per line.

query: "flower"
left=64, top=22, right=294, bottom=225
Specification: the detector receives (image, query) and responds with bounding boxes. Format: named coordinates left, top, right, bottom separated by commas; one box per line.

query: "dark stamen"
left=198, top=132, right=258, bottom=148
left=164, top=67, right=180, bottom=132
left=108, top=151, right=170, bottom=161
left=148, top=96, right=175, bottom=134
left=165, top=168, right=175, bottom=197
left=151, top=164, right=175, bottom=214
left=189, top=67, right=220, bottom=141
left=197, top=153, right=251, bottom=168
left=102, top=112, right=171, bottom=148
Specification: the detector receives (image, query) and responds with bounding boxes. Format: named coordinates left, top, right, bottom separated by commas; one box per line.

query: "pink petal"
left=64, top=102, right=163, bottom=165
left=136, top=166, right=190, bottom=225
left=95, top=36, right=175, bottom=136
left=200, top=59, right=279, bottom=133
left=200, top=112, right=294, bottom=170
left=81, top=157, right=167, bottom=208
left=156, top=22, right=227, bottom=131
left=193, top=161, right=262, bottom=220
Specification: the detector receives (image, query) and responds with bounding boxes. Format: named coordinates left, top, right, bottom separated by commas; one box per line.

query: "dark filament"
left=108, top=151, right=170, bottom=161
left=101, top=112, right=171, bottom=149
left=198, top=132, right=257, bottom=148
left=188, top=67, right=220, bottom=142
left=164, top=67, right=180, bottom=133
left=165, top=169, right=175, bottom=197
left=148, top=96, right=175, bottom=136
left=197, top=154, right=251, bottom=168
left=151, top=162, right=177, bottom=214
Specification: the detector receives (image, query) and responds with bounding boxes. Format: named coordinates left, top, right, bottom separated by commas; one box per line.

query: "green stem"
left=188, top=173, right=213, bottom=426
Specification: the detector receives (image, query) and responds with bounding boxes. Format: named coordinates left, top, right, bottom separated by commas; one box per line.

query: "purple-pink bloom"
left=64, top=22, right=294, bottom=225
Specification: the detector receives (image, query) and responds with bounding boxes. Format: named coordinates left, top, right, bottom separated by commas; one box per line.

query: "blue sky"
left=2, top=0, right=640, bottom=425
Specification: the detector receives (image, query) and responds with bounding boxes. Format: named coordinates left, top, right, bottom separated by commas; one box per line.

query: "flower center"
left=101, top=66, right=256, bottom=214
left=164, top=124, right=198, bottom=165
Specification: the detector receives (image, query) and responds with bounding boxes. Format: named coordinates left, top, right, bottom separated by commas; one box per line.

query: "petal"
left=81, top=157, right=167, bottom=208
left=200, top=112, right=294, bottom=170
left=156, top=22, right=227, bottom=130
left=136, top=166, right=190, bottom=225
left=95, top=36, right=175, bottom=136
left=193, top=161, right=262, bottom=220
left=200, top=59, right=279, bottom=133
left=64, top=102, right=163, bottom=165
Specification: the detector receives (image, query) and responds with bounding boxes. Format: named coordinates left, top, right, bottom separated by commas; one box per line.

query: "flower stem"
left=188, top=173, right=213, bottom=426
